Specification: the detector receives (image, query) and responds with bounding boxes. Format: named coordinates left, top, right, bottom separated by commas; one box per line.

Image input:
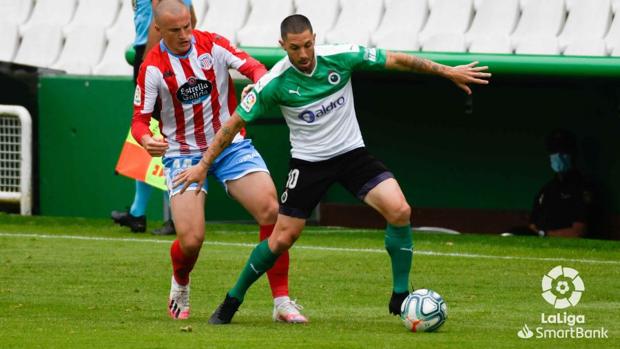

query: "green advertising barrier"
left=38, top=76, right=290, bottom=220
left=242, top=47, right=620, bottom=77
left=38, top=51, right=620, bottom=220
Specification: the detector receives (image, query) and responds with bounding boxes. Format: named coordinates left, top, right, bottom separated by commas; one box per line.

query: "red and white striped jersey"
left=132, top=30, right=267, bottom=157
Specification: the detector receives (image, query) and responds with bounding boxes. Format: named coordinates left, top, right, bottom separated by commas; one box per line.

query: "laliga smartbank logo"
left=541, top=265, right=584, bottom=309
left=517, top=265, right=608, bottom=340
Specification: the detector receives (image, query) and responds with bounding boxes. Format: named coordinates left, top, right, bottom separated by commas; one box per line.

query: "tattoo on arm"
left=406, top=55, right=446, bottom=75
left=201, top=117, right=244, bottom=167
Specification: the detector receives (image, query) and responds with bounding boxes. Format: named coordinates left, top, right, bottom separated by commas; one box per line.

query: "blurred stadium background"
left=1, top=0, right=620, bottom=238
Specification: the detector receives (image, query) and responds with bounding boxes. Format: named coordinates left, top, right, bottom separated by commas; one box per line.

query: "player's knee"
left=176, top=224, right=204, bottom=255
left=180, top=234, right=203, bottom=255
left=255, top=198, right=279, bottom=225
left=385, top=201, right=412, bottom=226
left=270, top=229, right=298, bottom=253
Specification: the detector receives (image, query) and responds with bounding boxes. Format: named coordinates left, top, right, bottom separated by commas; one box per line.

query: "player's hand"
left=448, top=61, right=491, bottom=95
left=241, top=84, right=255, bottom=99
left=173, top=161, right=208, bottom=196
left=141, top=135, right=168, bottom=157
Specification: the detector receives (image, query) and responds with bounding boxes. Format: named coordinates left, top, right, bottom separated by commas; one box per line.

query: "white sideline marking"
left=1, top=232, right=619, bottom=265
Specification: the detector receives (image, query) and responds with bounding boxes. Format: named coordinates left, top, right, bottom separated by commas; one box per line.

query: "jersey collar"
left=159, top=35, right=196, bottom=59
left=289, top=52, right=318, bottom=77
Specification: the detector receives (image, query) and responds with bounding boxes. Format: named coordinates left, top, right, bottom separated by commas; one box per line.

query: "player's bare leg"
left=166, top=190, right=206, bottom=320
left=364, top=178, right=413, bottom=315
left=227, top=172, right=308, bottom=323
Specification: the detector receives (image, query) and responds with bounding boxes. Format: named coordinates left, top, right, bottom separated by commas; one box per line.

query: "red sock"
left=260, top=224, right=289, bottom=298
left=170, top=239, right=198, bottom=286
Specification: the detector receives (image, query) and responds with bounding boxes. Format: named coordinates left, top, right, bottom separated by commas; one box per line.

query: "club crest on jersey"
left=241, top=91, right=257, bottom=112
left=198, top=53, right=214, bottom=70
left=176, top=76, right=213, bottom=105
left=298, top=96, right=346, bottom=123
left=328, top=71, right=340, bottom=85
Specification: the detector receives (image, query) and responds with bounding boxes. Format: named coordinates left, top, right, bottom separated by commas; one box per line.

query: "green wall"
left=38, top=73, right=620, bottom=220
left=325, top=74, right=620, bottom=214
left=38, top=76, right=290, bottom=221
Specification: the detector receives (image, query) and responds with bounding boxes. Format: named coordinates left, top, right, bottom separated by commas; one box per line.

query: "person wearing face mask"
left=527, top=129, right=592, bottom=238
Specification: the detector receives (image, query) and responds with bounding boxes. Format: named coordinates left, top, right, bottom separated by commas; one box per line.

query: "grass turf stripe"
left=1, top=232, right=618, bottom=265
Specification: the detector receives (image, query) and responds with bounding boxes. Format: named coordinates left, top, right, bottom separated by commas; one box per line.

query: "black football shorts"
left=279, top=147, right=394, bottom=218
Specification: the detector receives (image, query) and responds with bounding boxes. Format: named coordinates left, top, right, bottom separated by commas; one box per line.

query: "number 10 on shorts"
left=286, top=169, right=300, bottom=189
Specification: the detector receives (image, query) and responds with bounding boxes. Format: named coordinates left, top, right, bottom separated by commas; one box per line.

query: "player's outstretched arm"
left=172, top=113, right=247, bottom=194
left=385, top=51, right=491, bottom=95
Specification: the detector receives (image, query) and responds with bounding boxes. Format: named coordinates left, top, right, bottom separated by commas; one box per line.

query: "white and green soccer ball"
left=400, top=289, right=448, bottom=332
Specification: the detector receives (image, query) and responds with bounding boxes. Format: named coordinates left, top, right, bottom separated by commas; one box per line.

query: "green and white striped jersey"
left=237, top=44, right=387, bottom=162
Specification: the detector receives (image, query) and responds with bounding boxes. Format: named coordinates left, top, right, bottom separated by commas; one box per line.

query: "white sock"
left=274, top=296, right=290, bottom=307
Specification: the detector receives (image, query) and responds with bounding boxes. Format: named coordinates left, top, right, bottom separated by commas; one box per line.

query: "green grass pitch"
left=1, top=213, right=619, bottom=348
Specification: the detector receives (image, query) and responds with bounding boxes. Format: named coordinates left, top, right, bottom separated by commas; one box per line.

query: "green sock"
left=385, top=224, right=413, bottom=293
left=228, top=240, right=279, bottom=302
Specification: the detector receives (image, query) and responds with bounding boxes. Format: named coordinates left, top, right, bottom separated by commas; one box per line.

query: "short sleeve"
left=236, top=82, right=277, bottom=122
left=350, top=45, right=387, bottom=70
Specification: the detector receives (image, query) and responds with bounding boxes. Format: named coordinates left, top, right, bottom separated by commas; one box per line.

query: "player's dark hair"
left=280, top=14, right=313, bottom=39
left=546, top=128, right=578, bottom=155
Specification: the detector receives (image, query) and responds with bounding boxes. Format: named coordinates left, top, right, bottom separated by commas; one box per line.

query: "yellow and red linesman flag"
left=115, top=119, right=167, bottom=190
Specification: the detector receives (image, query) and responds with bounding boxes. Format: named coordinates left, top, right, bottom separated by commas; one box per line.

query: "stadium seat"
left=105, top=0, right=133, bottom=44
left=0, top=0, right=34, bottom=25
left=418, top=0, right=474, bottom=48
left=469, top=35, right=513, bottom=54
left=20, top=0, right=77, bottom=34
left=93, top=36, right=132, bottom=76
left=511, top=0, right=566, bottom=49
left=557, top=0, right=612, bottom=51
left=466, top=0, right=520, bottom=47
left=237, top=0, right=294, bottom=47
left=93, top=0, right=133, bottom=76
left=422, top=33, right=467, bottom=53
left=605, top=9, right=620, bottom=54
left=563, top=39, right=607, bottom=56
left=53, top=25, right=107, bottom=75
left=0, top=22, right=19, bottom=62
left=14, top=23, right=64, bottom=68
left=192, top=0, right=208, bottom=26
left=370, top=0, right=428, bottom=51
left=198, top=0, right=250, bottom=44
left=63, top=0, right=120, bottom=34
left=295, top=0, right=339, bottom=45
left=325, top=0, right=384, bottom=46
left=515, top=37, right=560, bottom=55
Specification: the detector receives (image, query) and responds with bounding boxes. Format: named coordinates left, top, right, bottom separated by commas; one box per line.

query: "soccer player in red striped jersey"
left=131, top=0, right=307, bottom=323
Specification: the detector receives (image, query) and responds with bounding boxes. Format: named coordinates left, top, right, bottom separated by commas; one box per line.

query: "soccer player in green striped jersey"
left=173, top=14, right=491, bottom=324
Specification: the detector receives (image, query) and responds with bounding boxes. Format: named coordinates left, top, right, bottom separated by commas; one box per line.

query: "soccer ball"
left=400, top=289, right=448, bottom=332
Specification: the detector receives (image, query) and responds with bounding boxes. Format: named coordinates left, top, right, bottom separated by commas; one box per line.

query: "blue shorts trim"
left=356, top=171, right=394, bottom=200
left=163, top=139, right=269, bottom=197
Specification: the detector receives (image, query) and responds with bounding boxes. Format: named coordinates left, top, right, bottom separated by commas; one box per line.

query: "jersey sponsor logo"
left=298, top=96, right=346, bottom=123
left=176, top=76, right=213, bottom=105
left=198, top=53, right=214, bottom=70
left=328, top=71, right=340, bottom=85
left=241, top=91, right=257, bottom=112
